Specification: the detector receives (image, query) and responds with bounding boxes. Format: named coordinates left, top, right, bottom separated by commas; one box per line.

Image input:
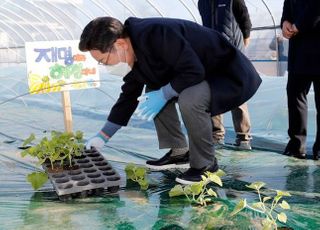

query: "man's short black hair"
left=79, top=17, right=127, bottom=53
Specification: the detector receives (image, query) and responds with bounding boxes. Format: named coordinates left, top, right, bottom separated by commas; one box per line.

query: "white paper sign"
left=25, top=40, right=100, bottom=94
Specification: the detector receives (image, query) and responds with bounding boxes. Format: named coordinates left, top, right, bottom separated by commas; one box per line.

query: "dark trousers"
left=153, top=81, right=216, bottom=169
left=286, top=73, right=320, bottom=154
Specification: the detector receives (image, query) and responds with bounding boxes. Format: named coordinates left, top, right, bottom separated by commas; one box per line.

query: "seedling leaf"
left=279, top=200, right=290, bottom=210
left=207, top=188, right=217, bottom=197
left=214, top=169, right=226, bottom=177
left=263, top=196, right=272, bottom=203
left=262, top=218, right=273, bottom=230
left=246, top=181, right=266, bottom=190
left=277, top=212, right=287, bottom=223
left=207, top=174, right=223, bottom=187
left=125, top=163, right=135, bottom=172
left=139, top=179, right=149, bottom=190
left=230, top=199, right=247, bottom=216
left=27, top=172, right=48, bottom=190
left=169, top=185, right=185, bottom=197
left=135, top=167, right=146, bottom=178
left=251, top=202, right=265, bottom=212
left=22, top=134, right=35, bottom=146
left=190, top=183, right=202, bottom=195
left=276, top=190, right=291, bottom=197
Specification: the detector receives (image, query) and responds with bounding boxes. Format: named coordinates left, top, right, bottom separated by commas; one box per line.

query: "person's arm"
left=86, top=73, right=144, bottom=149
left=294, top=0, right=320, bottom=33
left=281, top=0, right=295, bottom=39
left=108, top=72, right=144, bottom=126
left=85, top=122, right=120, bottom=150
left=280, top=0, right=293, bottom=27
left=233, top=0, right=252, bottom=40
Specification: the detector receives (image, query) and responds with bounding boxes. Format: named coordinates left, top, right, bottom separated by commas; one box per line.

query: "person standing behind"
left=198, top=0, right=253, bottom=150
left=281, top=0, right=320, bottom=160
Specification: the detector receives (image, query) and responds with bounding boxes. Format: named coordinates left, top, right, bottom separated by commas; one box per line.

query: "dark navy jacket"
left=108, top=17, right=261, bottom=126
left=281, top=0, right=320, bottom=75
left=198, top=0, right=252, bottom=51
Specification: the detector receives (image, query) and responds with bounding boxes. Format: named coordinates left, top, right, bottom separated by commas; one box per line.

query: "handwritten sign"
left=25, top=40, right=99, bottom=94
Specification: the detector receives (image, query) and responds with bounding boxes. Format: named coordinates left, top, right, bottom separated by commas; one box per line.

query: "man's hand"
left=282, top=20, right=295, bottom=39
left=136, top=89, right=167, bottom=121
left=85, top=131, right=109, bottom=150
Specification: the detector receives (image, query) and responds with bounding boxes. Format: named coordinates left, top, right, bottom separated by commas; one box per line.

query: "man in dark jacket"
left=281, top=0, right=320, bottom=160
left=79, top=16, right=261, bottom=184
left=198, top=0, right=253, bottom=150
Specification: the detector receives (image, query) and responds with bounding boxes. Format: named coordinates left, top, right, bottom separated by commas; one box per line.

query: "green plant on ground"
left=21, top=130, right=84, bottom=190
left=230, top=181, right=291, bottom=230
left=169, top=169, right=225, bottom=206
left=125, top=163, right=149, bottom=190
left=21, top=131, right=84, bottom=169
left=188, top=201, right=255, bottom=229
left=27, top=171, right=48, bottom=190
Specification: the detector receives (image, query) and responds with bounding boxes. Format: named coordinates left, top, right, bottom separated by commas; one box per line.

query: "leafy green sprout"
left=230, top=181, right=291, bottom=230
left=27, top=171, right=48, bottom=190
left=21, top=131, right=85, bottom=190
left=169, top=169, right=226, bottom=206
left=125, top=163, right=149, bottom=190
left=21, top=131, right=84, bottom=169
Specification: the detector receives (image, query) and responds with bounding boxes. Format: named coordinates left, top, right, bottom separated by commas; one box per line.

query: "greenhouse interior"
left=1, top=0, right=320, bottom=229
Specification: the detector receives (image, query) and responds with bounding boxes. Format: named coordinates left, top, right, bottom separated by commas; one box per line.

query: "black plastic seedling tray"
left=42, top=148, right=121, bottom=201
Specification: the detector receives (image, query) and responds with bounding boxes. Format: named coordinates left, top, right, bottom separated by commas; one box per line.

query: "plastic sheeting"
left=0, top=1, right=318, bottom=229
left=1, top=63, right=320, bottom=229
left=0, top=0, right=287, bottom=76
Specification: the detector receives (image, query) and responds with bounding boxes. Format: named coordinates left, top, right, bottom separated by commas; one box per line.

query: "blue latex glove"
left=136, top=89, right=167, bottom=121
left=85, top=131, right=109, bottom=150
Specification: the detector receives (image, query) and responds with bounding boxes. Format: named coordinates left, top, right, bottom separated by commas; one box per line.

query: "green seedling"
left=169, top=169, right=225, bottom=206
left=21, top=131, right=84, bottom=169
left=21, top=130, right=84, bottom=190
left=27, top=171, right=48, bottom=190
left=231, top=181, right=291, bottom=230
left=125, top=163, right=149, bottom=190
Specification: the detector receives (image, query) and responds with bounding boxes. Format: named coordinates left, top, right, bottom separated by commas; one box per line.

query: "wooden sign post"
left=61, top=91, right=73, bottom=133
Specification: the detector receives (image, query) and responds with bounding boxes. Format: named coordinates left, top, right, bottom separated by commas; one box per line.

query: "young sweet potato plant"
left=169, top=169, right=226, bottom=206
left=22, top=131, right=84, bottom=169
left=21, top=130, right=84, bottom=190
left=125, top=163, right=149, bottom=190
left=230, top=181, right=291, bottom=229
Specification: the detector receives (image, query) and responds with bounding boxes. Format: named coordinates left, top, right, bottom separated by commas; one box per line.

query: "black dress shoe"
left=313, top=150, right=320, bottom=160
left=175, top=162, right=219, bottom=185
left=145, top=150, right=190, bottom=170
left=283, top=151, right=306, bottom=159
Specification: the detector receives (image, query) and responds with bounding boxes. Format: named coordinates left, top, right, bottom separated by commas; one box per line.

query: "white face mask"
left=105, top=47, right=132, bottom=77
left=105, top=62, right=132, bottom=77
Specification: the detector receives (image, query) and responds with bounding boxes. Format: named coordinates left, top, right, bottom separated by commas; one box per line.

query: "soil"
left=46, top=164, right=80, bottom=173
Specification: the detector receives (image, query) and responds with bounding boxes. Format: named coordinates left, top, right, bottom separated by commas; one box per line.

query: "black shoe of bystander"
left=283, top=150, right=306, bottom=159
